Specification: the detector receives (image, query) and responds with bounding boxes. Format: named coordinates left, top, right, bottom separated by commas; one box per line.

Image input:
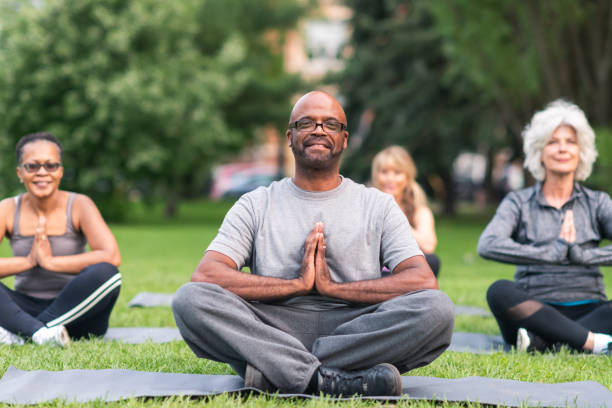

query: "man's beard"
left=291, top=136, right=344, bottom=170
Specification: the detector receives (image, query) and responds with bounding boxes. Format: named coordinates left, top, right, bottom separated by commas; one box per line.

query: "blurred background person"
left=0, top=132, right=122, bottom=347
left=478, top=100, right=612, bottom=354
left=372, top=146, right=440, bottom=276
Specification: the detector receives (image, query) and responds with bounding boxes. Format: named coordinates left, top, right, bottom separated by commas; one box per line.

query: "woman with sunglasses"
left=0, top=132, right=121, bottom=347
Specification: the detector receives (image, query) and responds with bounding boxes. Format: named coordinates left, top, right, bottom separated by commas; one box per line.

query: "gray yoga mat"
left=0, top=366, right=610, bottom=406
left=128, top=292, right=174, bottom=307
left=104, top=328, right=182, bottom=344
left=454, top=305, right=491, bottom=316
left=448, top=332, right=509, bottom=353
left=104, top=328, right=507, bottom=354
left=129, top=292, right=493, bottom=317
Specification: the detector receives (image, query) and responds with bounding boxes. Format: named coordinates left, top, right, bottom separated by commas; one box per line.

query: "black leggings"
left=0, top=262, right=121, bottom=339
left=487, top=279, right=612, bottom=350
left=424, top=253, right=441, bottom=277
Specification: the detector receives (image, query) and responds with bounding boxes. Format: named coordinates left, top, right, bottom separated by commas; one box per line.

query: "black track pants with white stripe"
left=0, top=262, right=121, bottom=339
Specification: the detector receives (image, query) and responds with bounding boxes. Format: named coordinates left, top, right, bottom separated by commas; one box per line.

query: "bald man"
left=172, top=91, right=454, bottom=397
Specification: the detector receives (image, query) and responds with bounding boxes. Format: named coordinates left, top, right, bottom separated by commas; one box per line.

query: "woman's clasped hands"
left=27, top=215, right=54, bottom=270
left=559, top=210, right=576, bottom=243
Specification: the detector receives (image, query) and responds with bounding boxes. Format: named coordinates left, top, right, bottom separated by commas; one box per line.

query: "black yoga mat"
left=0, top=366, right=609, bottom=406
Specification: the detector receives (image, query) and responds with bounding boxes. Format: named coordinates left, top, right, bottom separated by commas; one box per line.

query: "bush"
left=588, top=127, right=612, bottom=194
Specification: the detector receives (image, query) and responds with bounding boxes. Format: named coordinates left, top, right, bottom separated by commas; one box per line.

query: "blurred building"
left=284, top=0, right=351, bottom=81
left=452, top=149, right=525, bottom=205
left=452, top=152, right=487, bottom=201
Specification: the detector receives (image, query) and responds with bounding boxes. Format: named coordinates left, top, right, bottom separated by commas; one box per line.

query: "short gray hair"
left=522, top=99, right=597, bottom=181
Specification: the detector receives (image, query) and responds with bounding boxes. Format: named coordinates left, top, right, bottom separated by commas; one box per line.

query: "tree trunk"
left=165, top=191, right=179, bottom=218
left=482, top=146, right=496, bottom=204
left=440, top=169, right=456, bottom=216
left=276, top=130, right=286, bottom=178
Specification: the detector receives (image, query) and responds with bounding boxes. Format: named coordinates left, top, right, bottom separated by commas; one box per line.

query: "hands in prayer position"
left=298, top=222, right=334, bottom=296
left=28, top=215, right=53, bottom=270
left=559, top=210, right=576, bottom=243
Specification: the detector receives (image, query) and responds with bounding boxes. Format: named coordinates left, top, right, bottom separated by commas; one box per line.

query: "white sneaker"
left=516, top=328, right=530, bottom=352
left=592, top=332, right=612, bottom=354
left=0, top=326, right=25, bottom=346
left=32, top=325, right=71, bottom=347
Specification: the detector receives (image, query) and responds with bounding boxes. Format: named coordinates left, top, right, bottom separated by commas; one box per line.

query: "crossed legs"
left=0, top=262, right=121, bottom=339
left=487, top=279, right=612, bottom=350
left=172, top=282, right=454, bottom=393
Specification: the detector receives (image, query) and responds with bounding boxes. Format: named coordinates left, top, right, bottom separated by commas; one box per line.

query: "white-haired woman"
left=372, top=146, right=440, bottom=276
left=478, top=100, right=612, bottom=354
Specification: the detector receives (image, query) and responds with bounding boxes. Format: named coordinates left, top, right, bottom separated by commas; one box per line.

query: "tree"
left=430, top=0, right=612, bottom=189
left=589, top=128, right=612, bottom=194
left=337, top=0, right=612, bottom=209
left=0, top=0, right=302, bottom=219
left=336, top=0, right=494, bottom=213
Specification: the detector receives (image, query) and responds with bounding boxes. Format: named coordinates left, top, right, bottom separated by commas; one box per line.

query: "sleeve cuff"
left=206, top=243, right=243, bottom=270
left=568, top=244, right=584, bottom=264
left=553, top=238, right=570, bottom=262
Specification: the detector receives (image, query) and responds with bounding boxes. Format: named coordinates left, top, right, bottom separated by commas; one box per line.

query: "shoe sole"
left=516, top=328, right=529, bottom=352
left=59, top=326, right=71, bottom=348
left=378, top=363, right=402, bottom=396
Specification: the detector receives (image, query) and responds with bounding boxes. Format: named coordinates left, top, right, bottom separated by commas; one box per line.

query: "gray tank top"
left=9, top=193, right=87, bottom=299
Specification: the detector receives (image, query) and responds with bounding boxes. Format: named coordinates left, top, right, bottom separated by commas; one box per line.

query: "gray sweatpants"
left=172, top=282, right=454, bottom=393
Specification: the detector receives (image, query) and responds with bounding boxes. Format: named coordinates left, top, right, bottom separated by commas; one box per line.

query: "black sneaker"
left=244, top=364, right=278, bottom=393
left=316, top=363, right=402, bottom=397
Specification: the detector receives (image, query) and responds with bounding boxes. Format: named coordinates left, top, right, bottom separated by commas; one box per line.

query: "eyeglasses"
left=22, top=162, right=62, bottom=173
left=289, top=118, right=346, bottom=134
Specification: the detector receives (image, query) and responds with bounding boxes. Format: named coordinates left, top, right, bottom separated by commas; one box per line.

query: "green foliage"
left=588, top=128, right=612, bottom=195
left=338, top=0, right=612, bottom=202
left=430, top=0, right=542, bottom=109
left=0, top=0, right=302, bottom=219
left=335, top=0, right=495, bottom=212
left=429, top=0, right=612, bottom=156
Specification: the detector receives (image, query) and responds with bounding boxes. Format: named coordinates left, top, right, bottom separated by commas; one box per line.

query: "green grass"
left=1, top=200, right=611, bottom=407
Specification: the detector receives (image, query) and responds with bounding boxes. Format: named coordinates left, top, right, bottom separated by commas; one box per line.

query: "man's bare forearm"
left=317, top=256, right=437, bottom=304
left=319, top=273, right=436, bottom=303
left=192, top=252, right=311, bottom=301
left=196, top=268, right=309, bottom=301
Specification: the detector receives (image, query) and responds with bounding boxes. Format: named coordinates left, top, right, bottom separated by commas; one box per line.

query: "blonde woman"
left=372, top=146, right=440, bottom=276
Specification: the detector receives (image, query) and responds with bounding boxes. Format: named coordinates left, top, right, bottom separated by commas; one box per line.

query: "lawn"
left=1, top=200, right=611, bottom=407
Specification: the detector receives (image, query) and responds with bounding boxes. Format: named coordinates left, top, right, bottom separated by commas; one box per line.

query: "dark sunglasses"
left=22, top=162, right=62, bottom=173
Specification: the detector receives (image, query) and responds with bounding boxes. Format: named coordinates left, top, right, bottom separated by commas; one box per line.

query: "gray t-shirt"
left=208, top=177, right=422, bottom=287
